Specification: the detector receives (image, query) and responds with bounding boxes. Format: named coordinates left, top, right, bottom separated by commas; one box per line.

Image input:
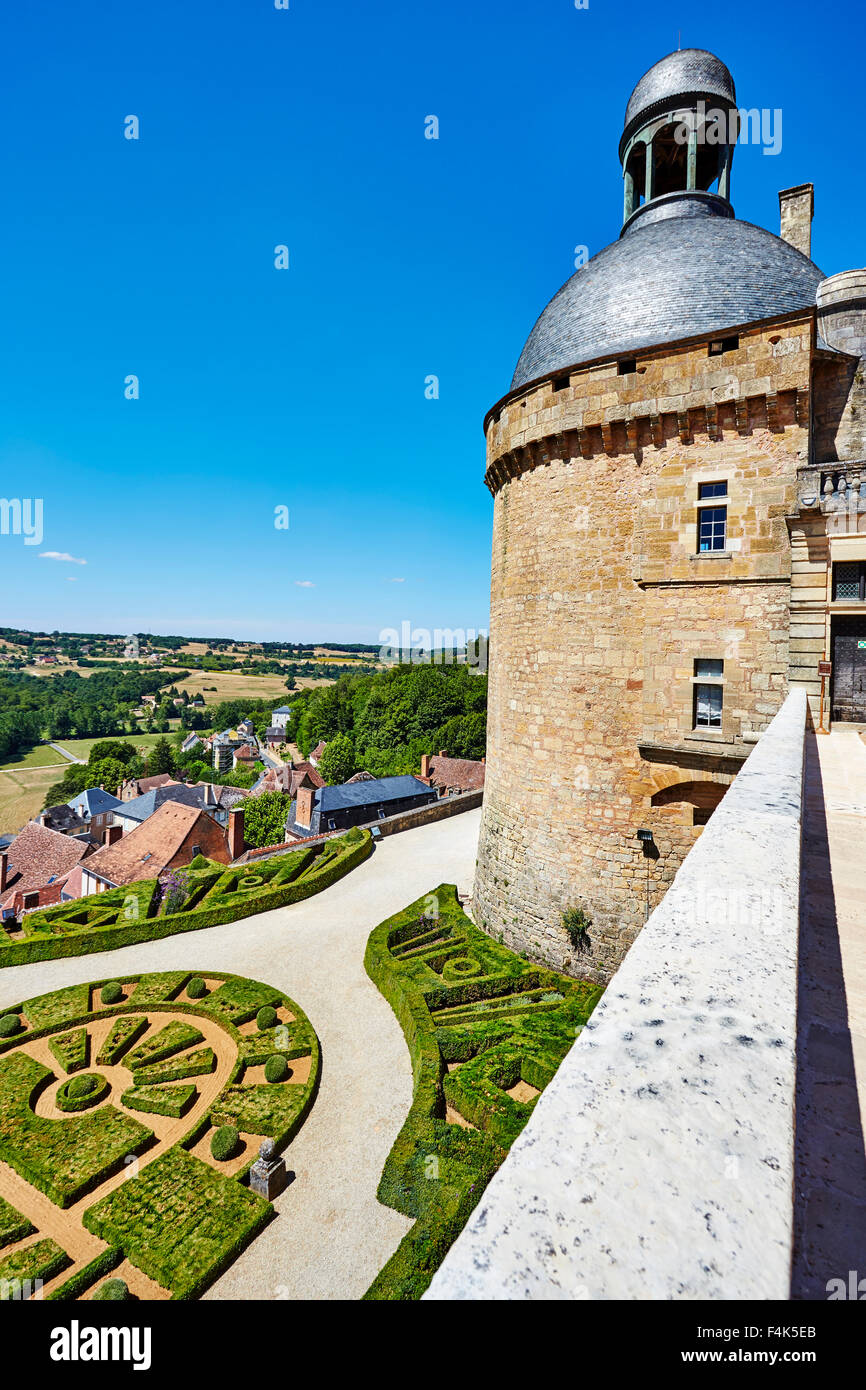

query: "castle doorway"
left=831, top=615, right=866, bottom=723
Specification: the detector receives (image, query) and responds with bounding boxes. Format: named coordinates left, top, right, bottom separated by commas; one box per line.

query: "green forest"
left=289, top=664, right=487, bottom=781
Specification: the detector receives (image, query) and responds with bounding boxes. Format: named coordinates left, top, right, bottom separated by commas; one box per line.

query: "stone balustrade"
left=427, top=689, right=808, bottom=1301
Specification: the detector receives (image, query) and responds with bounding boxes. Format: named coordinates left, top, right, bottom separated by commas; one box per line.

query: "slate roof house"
left=80, top=801, right=232, bottom=894
left=0, top=822, right=94, bottom=921
left=285, top=773, right=437, bottom=840
left=66, top=786, right=122, bottom=835
left=119, top=772, right=176, bottom=802
left=111, top=781, right=247, bottom=833
left=38, top=804, right=89, bottom=836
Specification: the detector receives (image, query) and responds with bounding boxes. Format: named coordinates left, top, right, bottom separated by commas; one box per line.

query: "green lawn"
left=53, top=732, right=180, bottom=761
left=0, top=745, right=67, bottom=771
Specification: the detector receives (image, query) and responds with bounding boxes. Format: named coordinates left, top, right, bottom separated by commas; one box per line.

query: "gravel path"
left=0, top=808, right=481, bottom=1301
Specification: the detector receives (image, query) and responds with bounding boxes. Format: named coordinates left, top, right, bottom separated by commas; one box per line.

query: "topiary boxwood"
left=264, top=1053, right=288, bottom=1084
left=210, top=1125, right=239, bottom=1161
left=256, top=1005, right=277, bottom=1032
left=100, top=981, right=123, bottom=1005
left=56, top=1071, right=109, bottom=1113
left=93, top=1277, right=129, bottom=1301
left=0, top=1014, right=21, bottom=1038
left=187, top=976, right=207, bottom=999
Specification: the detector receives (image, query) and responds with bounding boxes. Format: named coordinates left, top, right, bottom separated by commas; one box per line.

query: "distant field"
left=0, top=766, right=63, bottom=834
left=171, top=671, right=331, bottom=704
left=0, top=745, right=66, bottom=771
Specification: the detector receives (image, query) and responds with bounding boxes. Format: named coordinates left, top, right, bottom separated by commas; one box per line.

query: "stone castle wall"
left=474, top=318, right=812, bottom=982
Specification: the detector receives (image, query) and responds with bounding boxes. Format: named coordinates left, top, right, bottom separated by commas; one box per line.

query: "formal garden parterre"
left=363, top=884, right=604, bottom=1300
left=0, top=969, right=320, bottom=1300
left=0, top=828, right=371, bottom=966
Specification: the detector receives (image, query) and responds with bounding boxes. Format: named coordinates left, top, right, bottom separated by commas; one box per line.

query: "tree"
left=317, top=733, right=356, bottom=785
left=87, top=757, right=127, bottom=796
left=242, top=792, right=290, bottom=849
left=144, top=736, right=176, bottom=777
left=87, top=739, right=139, bottom=768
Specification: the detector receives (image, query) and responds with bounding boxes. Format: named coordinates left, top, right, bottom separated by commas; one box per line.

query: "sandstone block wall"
left=474, top=320, right=812, bottom=982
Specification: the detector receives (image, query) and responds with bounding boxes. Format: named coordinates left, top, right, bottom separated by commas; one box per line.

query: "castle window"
left=708, top=335, right=739, bottom=356
left=618, top=358, right=637, bottom=375
left=833, top=561, right=866, bottom=602
left=697, top=481, right=728, bottom=551
left=693, top=658, right=724, bottom=729
left=553, top=376, right=570, bottom=392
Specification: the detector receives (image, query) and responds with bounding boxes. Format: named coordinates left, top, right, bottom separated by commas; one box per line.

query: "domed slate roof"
left=510, top=209, right=825, bottom=391
left=622, top=48, right=736, bottom=146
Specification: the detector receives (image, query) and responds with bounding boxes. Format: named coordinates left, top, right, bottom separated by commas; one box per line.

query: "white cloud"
left=387, top=577, right=406, bottom=583
left=40, top=551, right=87, bottom=565
left=295, top=580, right=315, bottom=588
left=66, top=577, right=77, bottom=583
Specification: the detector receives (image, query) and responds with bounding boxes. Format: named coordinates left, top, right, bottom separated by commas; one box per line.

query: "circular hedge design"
left=0, top=970, right=321, bottom=1301
left=56, top=1072, right=110, bottom=1113
left=442, top=956, right=482, bottom=983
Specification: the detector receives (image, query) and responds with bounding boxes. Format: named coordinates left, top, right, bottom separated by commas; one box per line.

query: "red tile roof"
left=83, top=802, right=228, bottom=888
left=0, top=822, right=92, bottom=910
left=428, top=756, right=486, bottom=793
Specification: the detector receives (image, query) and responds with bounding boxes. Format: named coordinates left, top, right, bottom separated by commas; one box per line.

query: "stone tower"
left=473, top=48, right=862, bottom=983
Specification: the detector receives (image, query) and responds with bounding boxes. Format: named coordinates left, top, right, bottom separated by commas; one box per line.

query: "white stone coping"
left=426, top=689, right=807, bottom=1301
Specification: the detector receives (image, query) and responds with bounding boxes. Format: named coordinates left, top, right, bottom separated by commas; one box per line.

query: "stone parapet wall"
left=429, top=689, right=807, bottom=1301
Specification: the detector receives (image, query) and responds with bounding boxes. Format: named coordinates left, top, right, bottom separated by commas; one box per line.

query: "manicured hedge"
left=264, top=1054, right=288, bottom=1083
left=122, top=1083, right=197, bottom=1119
left=100, top=981, right=123, bottom=1005
left=44, top=1246, right=122, bottom=1302
left=210, top=1125, right=239, bottom=1161
left=363, top=885, right=604, bottom=1300
left=0, top=1051, right=152, bottom=1208
left=1, top=831, right=372, bottom=967
left=0, top=1237, right=70, bottom=1295
left=0, top=1015, right=20, bottom=1038
left=256, top=1005, right=277, bottom=1031
left=0, top=1194, right=35, bottom=1249
left=126, top=1021, right=204, bottom=1069
left=131, top=1046, right=216, bottom=1087
left=92, top=1277, right=129, bottom=1300
left=83, top=1146, right=272, bottom=1300
left=55, top=1072, right=109, bottom=1113
left=186, top=976, right=207, bottom=999
left=48, top=1027, right=89, bottom=1075
left=96, top=1015, right=148, bottom=1067
left=0, top=968, right=322, bottom=1298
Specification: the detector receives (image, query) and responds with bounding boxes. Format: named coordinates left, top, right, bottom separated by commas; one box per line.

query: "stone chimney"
left=420, top=754, right=431, bottom=778
left=0, top=852, right=7, bottom=894
left=296, top=781, right=315, bottom=830
left=778, top=183, right=814, bottom=258
left=438, top=749, right=446, bottom=758
left=106, top=824, right=123, bottom=846
left=227, top=807, right=245, bottom=860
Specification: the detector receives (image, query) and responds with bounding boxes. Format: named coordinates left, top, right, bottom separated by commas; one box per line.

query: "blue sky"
left=0, top=0, right=862, bottom=644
